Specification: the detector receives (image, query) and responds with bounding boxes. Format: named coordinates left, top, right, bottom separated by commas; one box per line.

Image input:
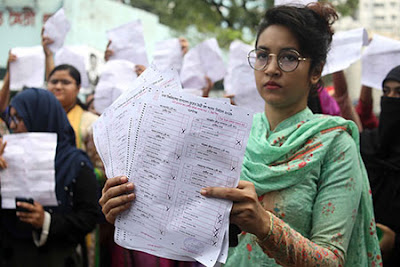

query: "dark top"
left=1, top=163, right=100, bottom=267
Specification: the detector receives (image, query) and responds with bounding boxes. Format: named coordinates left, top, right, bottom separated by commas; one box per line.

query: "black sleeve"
left=47, top=164, right=101, bottom=244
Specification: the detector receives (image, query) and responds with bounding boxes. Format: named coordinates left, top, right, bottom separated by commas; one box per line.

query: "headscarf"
left=10, top=88, right=92, bottom=207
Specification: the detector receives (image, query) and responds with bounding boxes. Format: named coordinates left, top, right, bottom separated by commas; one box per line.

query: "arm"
left=203, top=131, right=364, bottom=267
left=332, top=71, right=363, bottom=132
left=355, top=85, right=379, bottom=129
left=47, top=164, right=100, bottom=244
left=0, top=52, right=17, bottom=113
left=41, top=28, right=55, bottom=81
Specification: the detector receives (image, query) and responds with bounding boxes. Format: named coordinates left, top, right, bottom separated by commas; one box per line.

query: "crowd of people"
left=0, top=2, right=399, bottom=267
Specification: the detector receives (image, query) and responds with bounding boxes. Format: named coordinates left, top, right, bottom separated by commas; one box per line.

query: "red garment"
left=355, top=99, right=379, bottom=129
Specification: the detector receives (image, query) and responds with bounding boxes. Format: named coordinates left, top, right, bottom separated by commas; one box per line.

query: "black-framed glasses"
left=247, top=48, right=308, bottom=72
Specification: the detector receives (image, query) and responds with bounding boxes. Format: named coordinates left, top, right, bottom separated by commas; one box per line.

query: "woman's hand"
left=135, top=65, right=146, bottom=77
left=6, top=51, right=17, bottom=71
left=201, top=180, right=270, bottom=240
left=0, top=137, right=7, bottom=169
left=16, top=201, right=45, bottom=229
left=104, top=40, right=114, bottom=62
left=377, top=223, right=396, bottom=260
left=99, top=176, right=135, bottom=224
left=41, top=27, right=54, bottom=57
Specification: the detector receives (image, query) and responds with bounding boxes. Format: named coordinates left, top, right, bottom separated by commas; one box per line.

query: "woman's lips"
left=265, top=81, right=282, bottom=90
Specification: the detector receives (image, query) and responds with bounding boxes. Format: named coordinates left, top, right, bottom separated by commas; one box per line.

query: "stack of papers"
left=93, top=65, right=253, bottom=266
left=0, top=133, right=58, bottom=209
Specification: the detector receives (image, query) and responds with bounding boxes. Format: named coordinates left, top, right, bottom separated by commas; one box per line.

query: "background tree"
left=129, top=0, right=358, bottom=47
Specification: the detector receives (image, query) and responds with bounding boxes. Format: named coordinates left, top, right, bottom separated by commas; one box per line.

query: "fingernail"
left=127, top=193, right=135, bottom=200
left=120, top=176, right=127, bottom=183
left=126, top=183, right=134, bottom=190
left=16, top=202, right=20, bottom=206
left=200, top=189, right=207, bottom=195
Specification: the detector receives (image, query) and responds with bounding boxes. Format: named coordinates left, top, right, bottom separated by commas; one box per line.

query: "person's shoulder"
left=81, top=110, right=99, bottom=127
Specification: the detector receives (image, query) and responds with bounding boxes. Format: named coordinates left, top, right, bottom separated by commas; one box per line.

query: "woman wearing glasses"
left=99, top=3, right=381, bottom=266
left=0, top=88, right=100, bottom=266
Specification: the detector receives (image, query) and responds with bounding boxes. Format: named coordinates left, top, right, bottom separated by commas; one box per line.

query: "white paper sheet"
left=0, top=133, right=58, bottom=209
left=9, top=46, right=45, bottom=90
left=361, top=34, right=400, bottom=89
left=322, top=28, right=368, bottom=76
left=106, top=20, right=149, bottom=66
left=152, top=38, right=183, bottom=72
left=224, top=40, right=264, bottom=113
left=275, top=0, right=313, bottom=6
left=93, top=65, right=253, bottom=266
left=180, top=38, right=226, bottom=89
left=43, top=8, right=71, bottom=53
left=94, top=60, right=137, bottom=114
left=55, top=46, right=89, bottom=88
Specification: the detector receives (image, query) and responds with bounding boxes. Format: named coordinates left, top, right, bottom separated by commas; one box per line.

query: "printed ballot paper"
left=43, top=8, right=71, bottom=53
left=361, top=34, right=400, bottom=90
left=224, top=40, right=265, bottom=113
left=180, top=38, right=226, bottom=89
left=0, top=133, right=58, bottom=209
left=322, top=28, right=368, bottom=76
left=107, top=20, right=149, bottom=66
left=93, top=65, right=253, bottom=266
left=94, top=59, right=137, bottom=114
left=10, top=46, right=45, bottom=90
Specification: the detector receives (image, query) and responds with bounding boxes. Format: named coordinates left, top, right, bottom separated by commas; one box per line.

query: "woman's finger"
left=102, top=192, right=135, bottom=215
left=100, top=181, right=134, bottom=208
left=104, top=198, right=134, bottom=224
left=101, top=176, right=129, bottom=195
left=0, top=140, right=7, bottom=155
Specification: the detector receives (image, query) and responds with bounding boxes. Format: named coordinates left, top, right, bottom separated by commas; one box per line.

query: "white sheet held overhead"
left=0, top=133, right=58, bottom=209
left=43, top=8, right=71, bottom=53
left=275, top=0, right=313, bottom=6
left=10, top=46, right=45, bottom=90
left=107, top=20, right=149, bottom=66
left=322, top=28, right=368, bottom=76
left=224, top=40, right=264, bottom=113
left=180, top=38, right=226, bottom=89
left=55, top=46, right=89, bottom=88
left=361, top=34, right=400, bottom=89
left=152, top=38, right=183, bottom=72
left=94, top=60, right=137, bottom=114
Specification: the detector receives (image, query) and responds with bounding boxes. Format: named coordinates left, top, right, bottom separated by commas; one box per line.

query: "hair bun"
left=307, top=2, right=338, bottom=36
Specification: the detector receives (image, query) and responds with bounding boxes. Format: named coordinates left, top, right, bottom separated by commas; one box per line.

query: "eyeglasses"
left=248, top=48, right=308, bottom=72
left=48, top=79, right=75, bottom=86
left=2, top=108, right=22, bottom=129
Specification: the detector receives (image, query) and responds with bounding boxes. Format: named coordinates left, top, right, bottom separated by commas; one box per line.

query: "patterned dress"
left=224, top=108, right=382, bottom=267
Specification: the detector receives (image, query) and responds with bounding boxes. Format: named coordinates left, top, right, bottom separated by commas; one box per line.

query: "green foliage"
left=129, top=0, right=358, bottom=48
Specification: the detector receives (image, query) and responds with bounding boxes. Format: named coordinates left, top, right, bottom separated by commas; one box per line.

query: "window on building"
left=374, top=16, right=385, bottom=20
left=373, top=3, right=384, bottom=7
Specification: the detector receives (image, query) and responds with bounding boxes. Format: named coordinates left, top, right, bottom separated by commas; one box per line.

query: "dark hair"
left=48, top=64, right=81, bottom=86
left=255, top=3, right=338, bottom=94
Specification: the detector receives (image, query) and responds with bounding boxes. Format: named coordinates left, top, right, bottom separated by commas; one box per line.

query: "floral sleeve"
left=257, top=131, right=363, bottom=267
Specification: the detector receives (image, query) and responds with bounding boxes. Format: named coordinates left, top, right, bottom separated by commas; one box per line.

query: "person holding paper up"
left=0, top=88, right=100, bottom=266
left=99, top=3, right=381, bottom=267
left=358, top=65, right=400, bottom=266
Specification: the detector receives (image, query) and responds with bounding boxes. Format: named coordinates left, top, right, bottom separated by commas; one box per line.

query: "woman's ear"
left=310, top=63, right=323, bottom=85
